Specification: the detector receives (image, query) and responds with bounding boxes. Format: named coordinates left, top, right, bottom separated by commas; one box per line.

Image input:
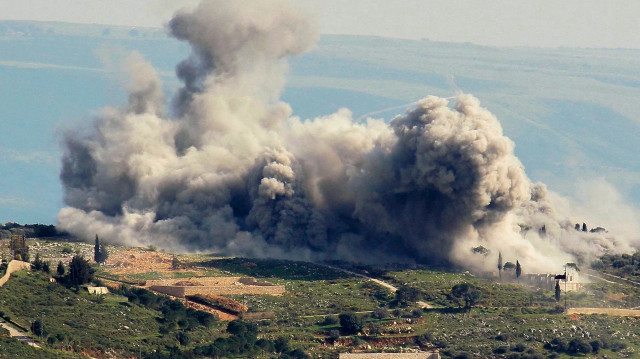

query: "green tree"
left=274, top=337, right=291, bottom=353
left=32, top=253, right=43, bottom=271
left=497, top=251, right=503, bottom=276
left=516, top=260, right=522, bottom=279
left=68, top=255, right=93, bottom=287
left=94, top=235, right=108, bottom=263
left=471, top=246, right=490, bottom=256
left=30, top=319, right=43, bottom=337
left=42, top=261, right=50, bottom=274
left=395, top=286, right=421, bottom=307
left=94, top=234, right=100, bottom=262
left=56, top=261, right=65, bottom=276
left=339, top=313, right=364, bottom=335
left=568, top=337, right=592, bottom=354
left=555, top=280, right=561, bottom=302
left=328, top=329, right=340, bottom=344
left=450, top=283, right=481, bottom=310
left=99, top=243, right=108, bottom=263
left=177, top=331, right=191, bottom=346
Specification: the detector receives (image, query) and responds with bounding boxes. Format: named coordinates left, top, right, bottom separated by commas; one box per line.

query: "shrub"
left=609, top=341, right=627, bottom=352
left=328, top=330, right=340, bottom=344
left=371, top=307, right=389, bottom=319
left=568, top=338, right=591, bottom=354
left=177, top=332, right=191, bottom=346
left=493, top=346, right=508, bottom=354
left=495, top=333, right=510, bottom=341
left=550, top=337, right=568, bottom=352
left=339, top=313, right=363, bottom=335
left=320, top=315, right=339, bottom=326
left=590, top=339, right=602, bottom=353
left=512, top=343, right=526, bottom=352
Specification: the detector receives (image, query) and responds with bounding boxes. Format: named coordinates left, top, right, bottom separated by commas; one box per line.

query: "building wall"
left=87, top=287, right=109, bottom=295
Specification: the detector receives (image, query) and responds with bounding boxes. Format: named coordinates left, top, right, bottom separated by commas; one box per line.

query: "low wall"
left=147, top=276, right=285, bottom=298
left=567, top=308, right=640, bottom=317
left=146, top=277, right=261, bottom=287
left=183, top=285, right=285, bottom=296
left=340, top=353, right=439, bottom=359
left=150, top=284, right=285, bottom=297
left=149, top=286, right=186, bottom=297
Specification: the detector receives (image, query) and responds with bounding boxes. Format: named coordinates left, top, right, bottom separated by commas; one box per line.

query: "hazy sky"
left=2, top=0, right=639, bottom=48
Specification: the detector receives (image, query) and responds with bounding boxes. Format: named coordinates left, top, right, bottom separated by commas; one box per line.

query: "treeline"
left=146, top=320, right=309, bottom=359
left=111, top=286, right=216, bottom=331
left=0, top=223, right=69, bottom=238
left=592, top=252, right=640, bottom=279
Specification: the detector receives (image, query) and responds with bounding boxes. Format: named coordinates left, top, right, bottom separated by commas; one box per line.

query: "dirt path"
left=0, top=260, right=31, bottom=287
left=584, top=269, right=640, bottom=288
left=0, top=261, right=42, bottom=347
left=0, top=320, right=40, bottom=348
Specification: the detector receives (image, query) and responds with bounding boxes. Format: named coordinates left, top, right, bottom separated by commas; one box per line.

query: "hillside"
left=0, top=238, right=638, bottom=358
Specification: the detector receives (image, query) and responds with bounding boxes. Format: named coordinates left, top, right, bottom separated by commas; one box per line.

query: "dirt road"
left=0, top=320, right=39, bottom=347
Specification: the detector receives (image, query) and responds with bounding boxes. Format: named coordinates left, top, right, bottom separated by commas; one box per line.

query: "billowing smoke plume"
left=58, top=0, right=638, bottom=272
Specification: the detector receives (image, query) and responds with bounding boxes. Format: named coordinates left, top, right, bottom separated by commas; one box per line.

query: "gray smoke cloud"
left=58, top=0, right=638, bottom=272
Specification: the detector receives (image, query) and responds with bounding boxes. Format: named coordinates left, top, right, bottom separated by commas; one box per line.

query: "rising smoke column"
left=58, top=0, right=634, bottom=271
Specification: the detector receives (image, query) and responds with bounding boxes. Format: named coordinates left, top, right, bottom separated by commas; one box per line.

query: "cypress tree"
left=94, top=234, right=100, bottom=263
left=516, top=260, right=522, bottom=280
left=555, top=280, right=561, bottom=301
left=57, top=261, right=65, bottom=276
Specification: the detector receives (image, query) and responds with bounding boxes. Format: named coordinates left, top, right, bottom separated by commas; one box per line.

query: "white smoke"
left=58, top=0, right=639, bottom=272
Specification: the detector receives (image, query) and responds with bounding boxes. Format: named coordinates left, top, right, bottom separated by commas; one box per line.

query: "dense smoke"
left=58, top=0, right=638, bottom=272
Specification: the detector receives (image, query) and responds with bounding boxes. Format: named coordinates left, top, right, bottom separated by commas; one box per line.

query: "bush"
left=495, top=333, right=510, bottom=341
left=339, top=313, right=363, bottom=335
left=567, top=338, right=591, bottom=354
left=371, top=307, right=389, bottom=319
left=453, top=352, right=472, bottom=359
left=609, top=341, right=627, bottom=352
left=550, top=337, right=568, bottom=352
left=590, top=339, right=602, bottom=353
left=512, top=343, right=526, bottom=352
left=328, top=330, right=340, bottom=344
left=177, top=332, right=191, bottom=346
left=320, top=315, right=339, bottom=326
left=493, top=346, right=508, bottom=354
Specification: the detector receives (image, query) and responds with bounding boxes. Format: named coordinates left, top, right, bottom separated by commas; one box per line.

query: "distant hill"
left=1, top=21, right=639, bottom=223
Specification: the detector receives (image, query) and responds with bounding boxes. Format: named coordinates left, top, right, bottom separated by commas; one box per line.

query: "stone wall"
left=183, top=285, right=285, bottom=296
left=146, top=277, right=270, bottom=287
left=149, top=285, right=186, bottom=297
left=147, top=276, right=285, bottom=298
left=339, top=353, right=440, bottom=359
left=567, top=308, right=640, bottom=317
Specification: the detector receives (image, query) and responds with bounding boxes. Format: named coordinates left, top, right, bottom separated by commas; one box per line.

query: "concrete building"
left=86, top=286, right=109, bottom=295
